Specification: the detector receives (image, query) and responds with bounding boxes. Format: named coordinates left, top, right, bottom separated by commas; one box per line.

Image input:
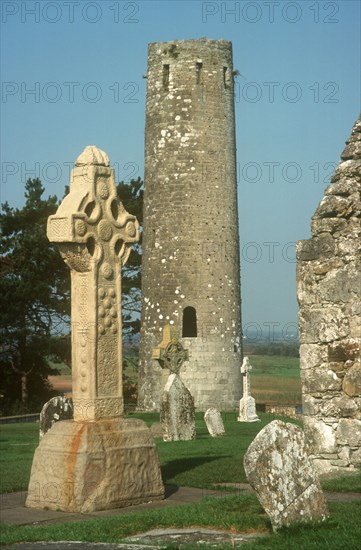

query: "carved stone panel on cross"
left=47, top=146, right=139, bottom=421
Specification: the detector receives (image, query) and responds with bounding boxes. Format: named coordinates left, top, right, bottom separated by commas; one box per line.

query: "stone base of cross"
left=26, top=417, right=164, bottom=512
left=238, top=395, right=260, bottom=422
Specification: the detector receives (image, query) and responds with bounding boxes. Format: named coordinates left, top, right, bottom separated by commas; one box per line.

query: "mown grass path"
left=1, top=414, right=360, bottom=548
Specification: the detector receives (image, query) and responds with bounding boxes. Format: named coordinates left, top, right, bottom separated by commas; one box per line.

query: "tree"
left=117, top=177, right=143, bottom=340
left=0, top=177, right=143, bottom=414
left=0, top=179, right=70, bottom=414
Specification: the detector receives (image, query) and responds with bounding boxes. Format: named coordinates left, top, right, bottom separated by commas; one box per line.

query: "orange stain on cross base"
left=65, top=423, right=87, bottom=507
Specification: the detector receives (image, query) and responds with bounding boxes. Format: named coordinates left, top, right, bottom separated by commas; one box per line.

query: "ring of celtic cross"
left=161, top=340, right=187, bottom=374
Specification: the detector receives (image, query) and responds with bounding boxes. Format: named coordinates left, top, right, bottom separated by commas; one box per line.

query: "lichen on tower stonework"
left=138, top=39, right=243, bottom=411
left=297, top=115, right=361, bottom=477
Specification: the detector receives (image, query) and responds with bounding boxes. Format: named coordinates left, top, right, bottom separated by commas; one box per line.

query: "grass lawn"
left=250, top=355, right=301, bottom=404
left=250, top=355, right=300, bottom=377
left=1, top=497, right=360, bottom=548
left=0, top=423, right=39, bottom=493
left=138, top=412, right=289, bottom=487
left=0, top=413, right=285, bottom=492
left=0, top=355, right=361, bottom=550
left=1, top=412, right=360, bottom=548
left=1, top=414, right=360, bottom=493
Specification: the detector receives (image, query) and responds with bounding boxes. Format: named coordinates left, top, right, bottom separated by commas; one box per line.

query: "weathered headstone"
left=39, top=396, right=73, bottom=441
left=150, top=422, right=163, bottom=438
left=237, top=357, right=260, bottom=422
left=244, top=420, right=328, bottom=531
left=161, top=373, right=196, bottom=442
left=204, top=408, right=225, bottom=437
left=26, top=146, right=164, bottom=512
left=154, top=325, right=196, bottom=441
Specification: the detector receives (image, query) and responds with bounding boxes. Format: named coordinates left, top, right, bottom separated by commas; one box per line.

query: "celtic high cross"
left=47, top=146, right=139, bottom=421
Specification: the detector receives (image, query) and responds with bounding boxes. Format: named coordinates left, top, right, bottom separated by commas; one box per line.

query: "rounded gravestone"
left=161, top=374, right=196, bottom=441
left=39, top=396, right=73, bottom=441
left=150, top=422, right=163, bottom=438
left=244, top=420, right=328, bottom=531
left=204, top=408, right=225, bottom=437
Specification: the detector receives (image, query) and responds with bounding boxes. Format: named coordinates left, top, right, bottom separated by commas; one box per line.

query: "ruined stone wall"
left=297, top=116, right=361, bottom=476
left=138, top=39, right=242, bottom=411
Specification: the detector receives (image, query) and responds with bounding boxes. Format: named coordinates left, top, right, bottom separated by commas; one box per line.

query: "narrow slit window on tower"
left=182, top=306, right=197, bottom=337
left=196, top=62, right=203, bottom=84
left=223, top=66, right=231, bottom=89
left=163, top=64, right=170, bottom=91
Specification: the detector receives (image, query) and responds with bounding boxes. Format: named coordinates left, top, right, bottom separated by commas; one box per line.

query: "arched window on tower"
left=196, top=62, right=203, bottom=84
left=223, top=66, right=231, bottom=89
left=182, top=306, right=197, bottom=337
left=163, top=64, right=170, bottom=91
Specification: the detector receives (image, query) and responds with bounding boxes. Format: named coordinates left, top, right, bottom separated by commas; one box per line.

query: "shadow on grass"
left=161, top=455, right=232, bottom=483
left=164, top=484, right=180, bottom=497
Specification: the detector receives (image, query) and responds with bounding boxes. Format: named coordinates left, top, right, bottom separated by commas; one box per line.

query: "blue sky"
left=1, top=0, right=360, bottom=338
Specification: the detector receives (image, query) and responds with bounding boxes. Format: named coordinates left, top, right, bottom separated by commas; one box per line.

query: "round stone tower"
left=138, top=38, right=242, bottom=411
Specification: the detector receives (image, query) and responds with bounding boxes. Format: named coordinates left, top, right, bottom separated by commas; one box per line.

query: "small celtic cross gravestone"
left=47, top=145, right=139, bottom=421
left=152, top=324, right=189, bottom=375
left=153, top=325, right=195, bottom=441
left=238, top=356, right=260, bottom=422
left=241, top=356, right=252, bottom=398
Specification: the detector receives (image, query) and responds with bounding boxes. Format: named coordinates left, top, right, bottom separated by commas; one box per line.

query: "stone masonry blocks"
left=297, top=115, right=361, bottom=476
left=138, top=39, right=243, bottom=411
